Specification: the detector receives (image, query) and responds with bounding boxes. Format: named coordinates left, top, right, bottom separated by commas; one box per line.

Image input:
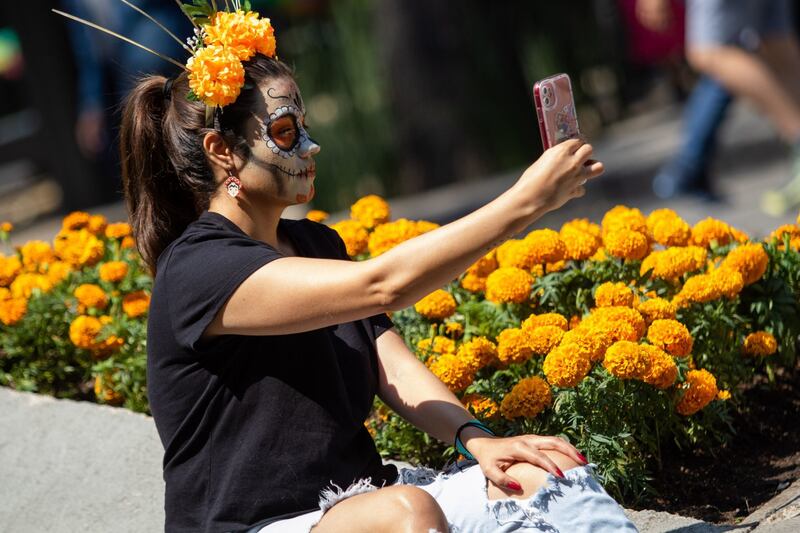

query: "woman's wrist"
left=460, top=425, right=496, bottom=458
left=503, top=179, right=552, bottom=232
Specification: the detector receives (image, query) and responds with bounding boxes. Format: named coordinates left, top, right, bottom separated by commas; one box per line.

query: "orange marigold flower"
left=602, top=205, right=648, bottom=236
left=122, top=290, right=150, bottom=318
left=462, top=393, right=500, bottom=419
left=559, top=326, right=613, bottom=362
left=0, top=254, right=22, bottom=286
left=62, top=211, right=91, bottom=231
left=496, top=240, right=539, bottom=270
left=742, top=331, right=778, bottom=357
left=87, top=214, right=107, bottom=236
left=20, top=241, right=55, bottom=271
left=457, top=337, right=497, bottom=371
left=603, top=340, right=650, bottom=380
left=595, top=281, right=634, bottom=307
left=99, top=261, right=129, bottom=283
left=92, top=334, right=125, bottom=360
left=647, top=319, right=693, bottom=357
left=74, top=284, right=108, bottom=312
left=708, top=266, right=744, bottom=299
left=590, top=247, right=607, bottom=262
left=637, top=297, right=676, bottom=324
left=767, top=224, right=800, bottom=244
left=54, top=229, right=105, bottom=267
left=484, top=267, right=533, bottom=304
left=646, top=208, right=691, bottom=247
left=417, top=336, right=457, bottom=359
left=10, top=273, right=53, bottom=299
left=331, top=219, right=369, bottom=257
left=603, top=230, right=650, bottom=260
left=521, top=312, right=568, bottom=332
left=716, top=390, right=731, bottom=401
left=414, top=289, right=456, bottom=320
left=500, top=376, right=552, bottom=419
left=187, top=44, right=245, bottom=108
left=460, top=272, right=486, bottom=293
left=466, top=250, right=498, bottom=278
left=641, top=246, right=707, bottom=281
left=69, top=315, right=103, bottom=350
left=305, top=210, right=329, bottom=223
left=368, top=219, right=437, bottom=257
left=350, top=195, right=391, bottom=229
left=584, top=306, right=646, bottom=339
left=45, top=261, right=71, bottom=285
left=444, top=321, right=465, bottom=338
left=720, top=243, right=769, bottom=286
left=639, top=344, right=678, bottom=389
left=559, top=225, right=602, bottom=261
left=0, top=221, right=12, bottom=233
left=691, top=217, right=733, bottom=247
left=522, top=229, right=566, bottom=264
left=526, top=325, right=564, bottom=356
left=120, top=236, right=136, bottom=250
left=94, top=373, right=124, bottom=405
left=0, top=291, right=27, bottom=325
left=674, top=273, right=719, bottom=306
left=429, top=352, right=475, bottom=393
left=676, top=369, right=718, bottom=416
left=543, top=344, right=592, bottom=387
left=204, top=10, right=276, bottom=60
left=496, top=327, right=534, bottom=365
left=562, top=218, right=602, bottom=238
left=105, top=222, right=132, bottom=239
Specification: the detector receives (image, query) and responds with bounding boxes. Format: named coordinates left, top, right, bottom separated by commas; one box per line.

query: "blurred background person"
left=60, top=0, right=191, bottom=204
left=637, top=0, right=800, bottom=213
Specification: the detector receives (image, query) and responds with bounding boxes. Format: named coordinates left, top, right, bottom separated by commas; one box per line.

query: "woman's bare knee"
left=311, top=484, right=448, bottom=533
left=486, top=449, right=582, bottom=501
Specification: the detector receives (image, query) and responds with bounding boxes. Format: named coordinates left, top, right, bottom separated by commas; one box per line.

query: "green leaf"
left=243, top=0, right=252, bottom=11
left=186, top=89, right=200, bottom=102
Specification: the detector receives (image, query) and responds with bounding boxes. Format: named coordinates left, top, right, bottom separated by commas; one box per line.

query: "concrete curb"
left=0, top=386, right=738, bottom=532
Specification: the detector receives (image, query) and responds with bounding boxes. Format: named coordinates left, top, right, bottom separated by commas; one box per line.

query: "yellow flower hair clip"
left=53, top=0, right=277, bottom=121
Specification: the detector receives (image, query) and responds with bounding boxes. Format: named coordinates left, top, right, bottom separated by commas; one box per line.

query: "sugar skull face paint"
left=252, top=81, right=321, bottom=204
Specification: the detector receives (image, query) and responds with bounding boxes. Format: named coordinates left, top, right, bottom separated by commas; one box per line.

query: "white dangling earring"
left=224, top=169, right=241, bottom=198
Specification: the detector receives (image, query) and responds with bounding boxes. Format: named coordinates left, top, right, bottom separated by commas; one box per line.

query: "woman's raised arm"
left=204, top=139, right=602, bottom=337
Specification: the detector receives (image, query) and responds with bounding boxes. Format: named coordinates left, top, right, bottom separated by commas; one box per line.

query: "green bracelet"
left=454, top=420, right=495, bottom=460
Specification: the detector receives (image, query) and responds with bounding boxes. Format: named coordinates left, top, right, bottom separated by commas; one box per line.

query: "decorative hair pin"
left=52, top=0, right=277, bottom=125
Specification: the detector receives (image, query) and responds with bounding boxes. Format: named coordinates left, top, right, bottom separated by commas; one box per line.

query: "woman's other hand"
left=464, top=432, right=588, bottom=491
left=515, top=139, right=604, bottom=215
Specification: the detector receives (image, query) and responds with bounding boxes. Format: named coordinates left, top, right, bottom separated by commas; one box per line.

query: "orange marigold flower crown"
left=53, top=0, right=277, bottom=123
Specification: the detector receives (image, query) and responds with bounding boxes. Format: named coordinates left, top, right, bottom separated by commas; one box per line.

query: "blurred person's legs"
left=686, top=0, right=800, bottom=214
left=653, top=75, right=731, bottom=200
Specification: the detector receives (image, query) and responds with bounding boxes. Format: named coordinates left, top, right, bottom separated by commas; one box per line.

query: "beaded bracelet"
left=454, top=419, right=496, bottom=460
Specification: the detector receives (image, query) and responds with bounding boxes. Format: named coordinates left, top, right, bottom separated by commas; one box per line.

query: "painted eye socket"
left=268, top=115, right=299, bottom=151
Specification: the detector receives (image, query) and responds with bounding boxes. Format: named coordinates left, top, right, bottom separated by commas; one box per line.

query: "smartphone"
left=533, top=73, right=581, bottom=150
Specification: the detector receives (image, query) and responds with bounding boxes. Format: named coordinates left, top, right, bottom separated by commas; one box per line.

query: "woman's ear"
left=203, top=131, right=234, bottom=174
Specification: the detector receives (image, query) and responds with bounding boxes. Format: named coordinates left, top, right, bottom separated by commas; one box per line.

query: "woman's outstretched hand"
left=467, top=433, right=588, bottom=491
left=515, top=139, right=604, bottom=215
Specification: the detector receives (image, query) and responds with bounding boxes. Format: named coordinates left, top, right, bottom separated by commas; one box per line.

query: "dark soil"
left=633, top=360, right=800, bottom=524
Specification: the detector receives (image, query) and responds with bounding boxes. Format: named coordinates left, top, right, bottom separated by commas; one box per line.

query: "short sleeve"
left=317, top=221, right=396, bottom=340
left=162, top=230, right=283, bottom=352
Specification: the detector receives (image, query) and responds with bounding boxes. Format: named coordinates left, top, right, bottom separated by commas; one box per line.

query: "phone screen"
left=534, top=73, right=580, bottom=150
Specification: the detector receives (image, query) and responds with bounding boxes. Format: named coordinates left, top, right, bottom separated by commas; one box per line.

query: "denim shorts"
left=257, top=461, right=639, bottom=532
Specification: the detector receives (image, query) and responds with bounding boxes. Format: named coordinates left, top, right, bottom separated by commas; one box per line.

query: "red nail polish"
left=506, top=481, right=522, bottom=491
left=556, top=468, right=565, bottom=478
left=577, top=452, right=588, bottom=464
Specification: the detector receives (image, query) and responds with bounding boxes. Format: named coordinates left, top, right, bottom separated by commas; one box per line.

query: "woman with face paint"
left=118, top=45, right=636, bottom=531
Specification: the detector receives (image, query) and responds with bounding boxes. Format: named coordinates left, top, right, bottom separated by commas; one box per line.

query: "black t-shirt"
left=147, top=211, right=399, bottom=532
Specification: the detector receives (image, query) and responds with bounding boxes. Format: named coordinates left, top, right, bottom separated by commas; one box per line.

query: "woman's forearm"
left=378, top=347, right=496, bottom=456
left=374, top=182, right=549, bottom=311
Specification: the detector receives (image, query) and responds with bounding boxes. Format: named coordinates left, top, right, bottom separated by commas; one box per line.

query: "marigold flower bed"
left=1, top=198, right=799, bottom=504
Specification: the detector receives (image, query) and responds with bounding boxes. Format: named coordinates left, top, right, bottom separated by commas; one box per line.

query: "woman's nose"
left=299, top=137, right=321, bottom=158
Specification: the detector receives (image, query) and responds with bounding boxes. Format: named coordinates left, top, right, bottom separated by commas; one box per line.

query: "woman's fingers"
left=527, top=436, right=587, bottom=466
left=574, top=142, right=594, bottom=163
left=517, top=441, right=564, bottom=477
left=483, top=464, right=523, bottom=492
left=585, top=160, right=605, bottom=179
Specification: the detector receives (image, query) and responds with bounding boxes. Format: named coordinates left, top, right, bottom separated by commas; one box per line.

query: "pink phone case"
left=534, top=73, right=580, bottom=150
